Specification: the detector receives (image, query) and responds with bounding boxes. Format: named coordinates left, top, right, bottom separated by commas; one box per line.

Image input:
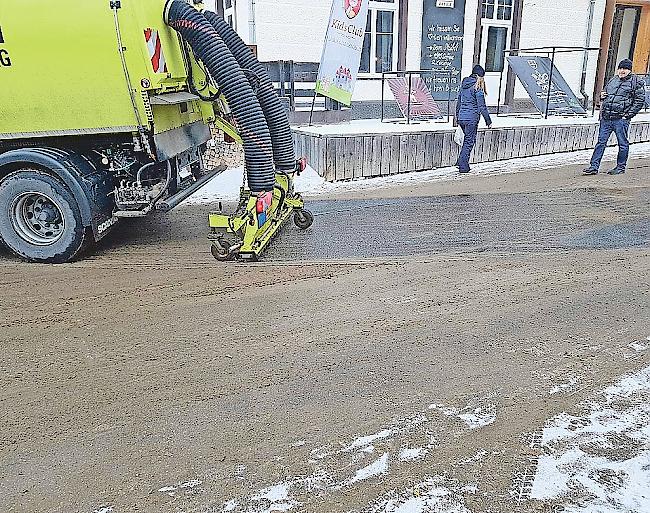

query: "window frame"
left=358, top=0, right=400, bottom=78
left=481, top=0, right=513, bottom=21
left=224, top=0, right=237, bottom=30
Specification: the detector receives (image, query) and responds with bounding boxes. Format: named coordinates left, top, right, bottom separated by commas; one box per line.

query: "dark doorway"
left=606, top=5, right=642, bottom=79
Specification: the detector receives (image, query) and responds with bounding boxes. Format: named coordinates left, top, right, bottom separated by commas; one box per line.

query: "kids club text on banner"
left=315, top=0, right=369, bottom=106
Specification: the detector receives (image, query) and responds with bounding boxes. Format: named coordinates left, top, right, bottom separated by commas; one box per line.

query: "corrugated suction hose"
left=166, top=0, right=275, bottom=193
left=203, top=10, right=296, bottom=172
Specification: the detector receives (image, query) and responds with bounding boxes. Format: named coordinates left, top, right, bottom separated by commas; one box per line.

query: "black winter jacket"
left=601, top=74, right=646, bottom=121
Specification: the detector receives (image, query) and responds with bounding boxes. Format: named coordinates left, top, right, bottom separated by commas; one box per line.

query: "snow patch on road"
left=628, top=341, right=648, bottom=352
left=549, top=377, right=579, bottom=395
left=215, top=404, right=484, bottom=512
left=461, top=450, right=487, bottom=465
left=342, top=453, right=390, bottom=488
left=157, top=479, right=202, bottom=496
left=530, top=364, right=650, bottom=512
left=344, top=430, right=393, bottom=452
left=429, top=402, right=497, bottom=430
left=250, top=483, right=297, bottom=513
left=184, top=165, right=325, bottom=204
left=93, top=507, right=113, bottom=513
left=398, top=447, right=428, bottom=462
left=222, top=499, right=239, bottom=512
left=367, top=476, right=472, bottom=513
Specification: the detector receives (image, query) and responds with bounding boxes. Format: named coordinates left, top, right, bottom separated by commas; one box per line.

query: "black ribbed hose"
left=203, top=10, right=296, bottom=172
left=166, top=0, right=275, bottom=193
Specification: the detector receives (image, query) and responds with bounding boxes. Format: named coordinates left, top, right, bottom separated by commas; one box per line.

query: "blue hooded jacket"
left=456, top=76, right=492, bottom=125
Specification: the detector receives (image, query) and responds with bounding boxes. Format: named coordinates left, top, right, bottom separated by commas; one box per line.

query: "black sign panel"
left=507, top=56, right=586, bottom=116
left=421, top=0, right=466, bottom=101
left=639, top=75, right=650, bottom=110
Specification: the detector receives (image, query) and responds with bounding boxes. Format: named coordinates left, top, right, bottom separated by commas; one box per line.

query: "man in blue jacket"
left=456, top=65, right=493, bottom=174
left=584, top=59, right=646, bottom=175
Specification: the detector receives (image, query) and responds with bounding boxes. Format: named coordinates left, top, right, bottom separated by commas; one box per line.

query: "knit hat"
left=618, top=59, right=633, bottom=71
left=472, top=64, right=486, bottom=77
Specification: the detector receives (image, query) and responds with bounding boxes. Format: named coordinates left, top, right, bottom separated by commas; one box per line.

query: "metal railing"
left=381, top=70, right=454, bottom=125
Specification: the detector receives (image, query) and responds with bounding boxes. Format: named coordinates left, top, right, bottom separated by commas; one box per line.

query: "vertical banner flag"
left=315, top=0, right=369, bottom=106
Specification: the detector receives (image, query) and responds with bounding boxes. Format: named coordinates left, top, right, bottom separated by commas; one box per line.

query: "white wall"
left=203, top=0, right=218, bottom=12
left=250, top=0, right=331, bottom=61
left=516, top=0, right=607, bottom=101
left=461, top=0, right=480, bottom=77
left=205, top=0, right=610, bottom=105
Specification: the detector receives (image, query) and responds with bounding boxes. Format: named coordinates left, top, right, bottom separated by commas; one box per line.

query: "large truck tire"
left=0, top=170, right=89, bottom=263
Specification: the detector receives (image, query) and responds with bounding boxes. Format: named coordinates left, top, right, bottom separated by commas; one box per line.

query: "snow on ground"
left=549, top=377, right=579, bottom=395
left=157, top=479, right=203, bottom=497
left=293, top=111, right=650, bottom=136
left=204, top=398, right=494, bottom=513
left=184, top=141, right=650, bottom=205
left=429, top=401, right=497, bottom=430
left=341, top=453, right=390, bottom=488
left=398, top=447, right=429, bottom=462
left=368, top=477, right=472, bottom=513
left=530, top=363, right=650, bottom=512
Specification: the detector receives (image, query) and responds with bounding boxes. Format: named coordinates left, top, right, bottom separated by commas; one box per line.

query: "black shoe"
left=459, top=169, right=470, bottom=174
left=583, top=168, right=599, bottom=175
left=607, top=167, right=625, bottom=175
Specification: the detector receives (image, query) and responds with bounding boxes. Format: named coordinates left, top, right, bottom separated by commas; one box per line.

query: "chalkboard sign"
left=420, top=0, right=466, bottom=101
left=507, top=56, right=587, bottom=116
left=639, top=75, right=650, bottom=110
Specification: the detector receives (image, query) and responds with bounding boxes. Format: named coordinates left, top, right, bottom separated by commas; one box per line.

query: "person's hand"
left=600, top=91, right=608, bottom=100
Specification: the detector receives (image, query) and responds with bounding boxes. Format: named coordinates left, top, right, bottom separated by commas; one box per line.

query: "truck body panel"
left=0, top=0, right=214, bottom=141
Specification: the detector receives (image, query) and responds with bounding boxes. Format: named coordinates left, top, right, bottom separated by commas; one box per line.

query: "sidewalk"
left=185, top=140, right=650, bottom=205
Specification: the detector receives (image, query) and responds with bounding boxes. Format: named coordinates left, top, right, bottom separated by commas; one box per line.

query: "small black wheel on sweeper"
left=211, top=238, right=237, bottom=262
left=293, top=209, right=314, bottom=230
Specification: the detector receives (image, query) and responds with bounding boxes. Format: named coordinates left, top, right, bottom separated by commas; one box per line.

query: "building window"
left=224, top=0, right=236, bottom=29
left=482, top=0, right=512, bottom=21
left=482, top=0, right=495, bottom=19
left=359, top=0, right=399, bottom=75
left=485, top=26, right=508, bottom=72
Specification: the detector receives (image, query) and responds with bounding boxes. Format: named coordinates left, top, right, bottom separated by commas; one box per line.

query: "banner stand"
left=497, top=46, right=601, bottom=119
left=314, top=0, right=369, bottom=112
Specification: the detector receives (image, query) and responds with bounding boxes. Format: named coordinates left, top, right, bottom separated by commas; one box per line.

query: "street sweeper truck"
left=0, top=0, right=312, bottom=263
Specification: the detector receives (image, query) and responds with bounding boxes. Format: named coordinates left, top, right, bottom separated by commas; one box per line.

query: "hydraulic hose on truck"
left=165, top=0, right=275, bottom=193
left=203, top=10, right=297, bottom=172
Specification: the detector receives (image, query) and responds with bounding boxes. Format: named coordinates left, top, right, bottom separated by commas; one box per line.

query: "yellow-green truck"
left=0, top=0, right=308, bottom=263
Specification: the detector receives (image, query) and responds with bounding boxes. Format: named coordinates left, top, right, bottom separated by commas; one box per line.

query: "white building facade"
left=208, top=0, right=650, bottom=113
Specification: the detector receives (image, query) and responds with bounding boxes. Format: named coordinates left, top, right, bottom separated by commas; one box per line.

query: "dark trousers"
left=590, top=118, right=630, bottom=171
left=457, top=120, right=479, bottom=172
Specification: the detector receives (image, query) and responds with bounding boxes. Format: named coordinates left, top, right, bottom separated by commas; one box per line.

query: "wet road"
left=1, top=167, right=648, bottom=265
left=266, top=188, right=650, bottom=260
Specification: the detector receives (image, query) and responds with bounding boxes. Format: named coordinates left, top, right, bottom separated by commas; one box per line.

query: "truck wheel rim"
left=10, top=192, right=66, bottom=246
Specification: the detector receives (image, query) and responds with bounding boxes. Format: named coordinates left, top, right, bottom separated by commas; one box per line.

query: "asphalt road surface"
left=1, top=157, right=649, bottom=513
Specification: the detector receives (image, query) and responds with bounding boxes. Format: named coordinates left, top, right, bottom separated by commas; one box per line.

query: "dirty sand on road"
left=1, top=158, right=649, bottom=513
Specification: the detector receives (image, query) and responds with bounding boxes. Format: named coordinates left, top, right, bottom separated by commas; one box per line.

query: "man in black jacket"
left=584, top=59, right=646, bottom=175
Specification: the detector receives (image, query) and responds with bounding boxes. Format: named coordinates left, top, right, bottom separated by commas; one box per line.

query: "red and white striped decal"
left=144, top=28, right=168, bottom=74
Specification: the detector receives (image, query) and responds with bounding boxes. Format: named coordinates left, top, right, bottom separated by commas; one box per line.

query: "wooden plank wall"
left=293, top=120, right=650, bottom=182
